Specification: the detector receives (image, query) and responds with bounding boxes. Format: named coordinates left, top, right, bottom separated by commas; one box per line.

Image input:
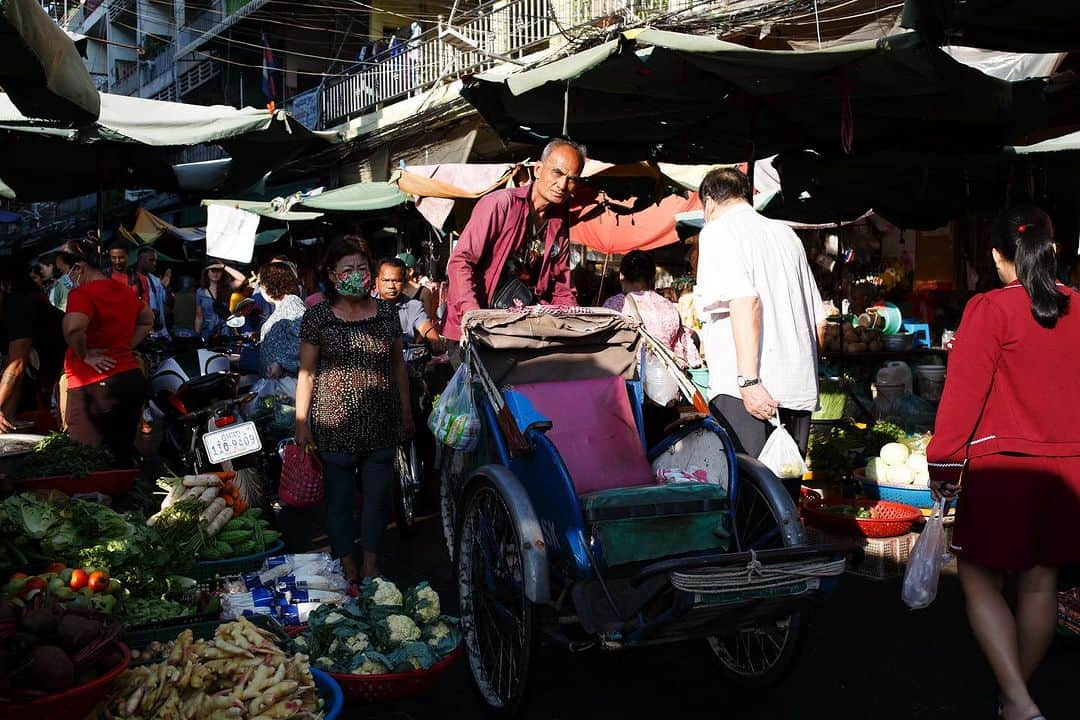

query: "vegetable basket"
left=191, top=539, right=286, bottom=580
left=125, top=614, right=289, bottom=658
left=329, top=645, right=462, bottom=703
left=854, top=468, right=935, bottom=510
left=4, top=641, right=129, bottom=718
left=312, top=668, right=345, bottom=720
left=17, top=468, right=138, bottom=496
left=802, top=498, right=921, bottom=538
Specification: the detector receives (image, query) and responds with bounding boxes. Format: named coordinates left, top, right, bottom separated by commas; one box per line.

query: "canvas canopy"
left=901, top=0, right=1080, bottom=53
left=200, top=199, right=323, bottom=222
left=0, top=0, right=99, bottom=123
left=296, top=182, right=406, bottom=212
left=462, top=30, right=1051, bottom=164
left=0, top=92, right=329, bottom=200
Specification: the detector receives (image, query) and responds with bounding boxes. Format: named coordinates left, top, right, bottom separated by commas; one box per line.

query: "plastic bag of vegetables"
left=758, top=417, right=809, bottom=480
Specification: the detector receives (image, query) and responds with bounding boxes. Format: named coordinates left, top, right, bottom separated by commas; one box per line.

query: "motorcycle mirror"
left=233, top=298, right=257, bottom=316
left=225, top=314, right=246, bottom=329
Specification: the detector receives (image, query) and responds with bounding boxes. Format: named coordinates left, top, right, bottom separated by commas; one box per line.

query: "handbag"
left=491, top=275, right=536, bottom=309
left=279, top=441, right=324, bottom=507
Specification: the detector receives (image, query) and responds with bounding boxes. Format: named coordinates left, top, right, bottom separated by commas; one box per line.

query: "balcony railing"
left=319, top=0, right=692, bottom=129
left=112, top=62, right=140, bottom=96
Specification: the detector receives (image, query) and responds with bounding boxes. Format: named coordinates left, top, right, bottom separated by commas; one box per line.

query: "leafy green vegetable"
left=9, top=432, right=114, bottom=479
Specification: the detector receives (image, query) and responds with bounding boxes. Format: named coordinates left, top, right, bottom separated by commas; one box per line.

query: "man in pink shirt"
left=443, top=139, right=583, bottom=359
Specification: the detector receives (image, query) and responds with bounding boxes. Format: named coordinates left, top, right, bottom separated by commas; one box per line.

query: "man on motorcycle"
left=376, top=257, right=443, bottom=353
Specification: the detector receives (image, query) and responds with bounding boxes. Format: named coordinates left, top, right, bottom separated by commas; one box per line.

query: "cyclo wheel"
left=706, top=469, right=806, bottom=688
left=457, top=478, right=535, bottom=716
left=393, top=442, right=421, bottom=538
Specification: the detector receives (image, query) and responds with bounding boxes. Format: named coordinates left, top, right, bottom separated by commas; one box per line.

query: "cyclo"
left=438, top=308, right=849, bottom=714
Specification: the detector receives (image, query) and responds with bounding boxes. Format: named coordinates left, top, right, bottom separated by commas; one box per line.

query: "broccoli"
left=404, top=582, right=441, bottom=624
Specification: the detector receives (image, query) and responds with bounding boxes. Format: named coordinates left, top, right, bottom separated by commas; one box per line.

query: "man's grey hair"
left=540, top=138, right=587, bottom=164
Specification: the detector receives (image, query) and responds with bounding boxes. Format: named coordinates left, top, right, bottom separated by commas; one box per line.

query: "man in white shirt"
left=694, top=168, right=826, bottom=490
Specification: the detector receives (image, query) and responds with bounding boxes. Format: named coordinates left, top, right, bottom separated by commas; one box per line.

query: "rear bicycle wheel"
left=707, top=470, right=805, bottom=688
left=394, top=442, right=421, bottom=538
left=458, top=479, right=535, bottom=716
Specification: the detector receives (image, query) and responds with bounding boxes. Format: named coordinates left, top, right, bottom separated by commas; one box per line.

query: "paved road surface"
left=277, top=507, right=1079, bottom=720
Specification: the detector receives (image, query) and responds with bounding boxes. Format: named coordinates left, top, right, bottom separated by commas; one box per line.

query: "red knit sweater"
left=927, top=280, right=1080, bottom=482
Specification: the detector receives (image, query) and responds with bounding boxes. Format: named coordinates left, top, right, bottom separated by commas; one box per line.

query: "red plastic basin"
left=5, top=641, right=130, bottom=718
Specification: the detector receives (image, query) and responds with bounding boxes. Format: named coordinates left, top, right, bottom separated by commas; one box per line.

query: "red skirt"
left=951, top=453, right=1080, bottom=571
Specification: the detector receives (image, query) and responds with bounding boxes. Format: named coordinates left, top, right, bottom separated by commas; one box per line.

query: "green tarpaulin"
left=200, top=199, right=323, bottom=222
left=0, top=91, right=331, bottom=200
left=255, top=228, right=289, bottom=246
left=462, top=30, right=1052, bottom=164
left=0, top=0, right=99, bottom=123
left=296, top=182, right=406, bottom=212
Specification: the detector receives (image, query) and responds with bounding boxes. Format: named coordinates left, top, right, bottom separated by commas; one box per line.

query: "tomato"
left=10, top=572, right=28, bottom=580
left=88, top=571, right=110, bottom=593
left=23, top=577, right=47, bottom=592
left=69, top=568, right=89, bottom=590
left=45, top=562, right=66, bottom=574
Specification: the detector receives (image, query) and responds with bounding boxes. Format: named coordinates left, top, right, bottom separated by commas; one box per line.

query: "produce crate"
left=191, top=539, right=286, bottom=580
left=806, top=525, right=917, bottom=581
left=17, top=468, right=138, bottom=495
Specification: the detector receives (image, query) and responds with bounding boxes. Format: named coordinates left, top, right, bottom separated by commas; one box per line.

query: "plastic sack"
left=902, top=498, right=951, bottom=609
left=758, top=416, right=809, bottom=479
left=643, top=351, right=679, bottom=407
left=427, top=363, right=480, bottom=451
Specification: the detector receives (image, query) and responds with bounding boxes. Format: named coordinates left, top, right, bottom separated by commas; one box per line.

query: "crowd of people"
left=3, top=141, right=1078, bottom=719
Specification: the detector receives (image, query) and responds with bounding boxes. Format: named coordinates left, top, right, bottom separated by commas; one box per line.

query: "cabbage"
left=886, top=465, right=916, bottom=485
left=865, top=457, right=884, bottom=481
left=879, top=442, right=910, bottom=467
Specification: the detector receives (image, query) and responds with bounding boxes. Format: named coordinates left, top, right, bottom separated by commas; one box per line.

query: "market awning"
left=0, top=0, right=99, bottom=123
left=1008, top=130, right=1080, bottom=154
left=462, top=30, right=1052, bottom=164
left=295, top=182, right=406, bottom=212
left=0, top=91, right=331, bottom=200
left=201, top=198, right=323, bottom=222
left=901, top=0, right=1080, bottom=53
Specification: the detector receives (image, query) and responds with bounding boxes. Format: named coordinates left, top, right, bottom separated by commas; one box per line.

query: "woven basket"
left=802, top=498, right=921, bottom=538
left=330, top=646, right=462, bottom=703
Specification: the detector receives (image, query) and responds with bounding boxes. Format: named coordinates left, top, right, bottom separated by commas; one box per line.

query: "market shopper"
left=294, top=235, right=413, bottom=582
left=396, top=252, right=437, bottom=324
left=48, top=250, right=75, bottom=311
left=194, top=260, right=246, bottom=340
left=928, top=205, right=1080, bottom=720
left=60, top=239, right=153, bottom=465
left=443, top=138, right=583, bottom=359
left=603, top=250, right=701, bottom=368
left=129, top=247, right=170, bottom=339
left=106, top=243, right=129, bottom=283
left=257, top=261, right=306, bottom=395
left=0, top=264, right=65, bottom=432
left=694, top=167, right=826, bottom=485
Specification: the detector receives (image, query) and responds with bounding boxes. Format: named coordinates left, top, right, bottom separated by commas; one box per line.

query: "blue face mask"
left=336, top=269, right=370, bottom=298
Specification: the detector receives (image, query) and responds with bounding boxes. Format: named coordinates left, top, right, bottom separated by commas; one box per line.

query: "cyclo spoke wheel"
left=394, top=443, right=420, bottom=538
left=707, top=472, right=805, bottom=688
left=458, top=479, right=535, bottom=715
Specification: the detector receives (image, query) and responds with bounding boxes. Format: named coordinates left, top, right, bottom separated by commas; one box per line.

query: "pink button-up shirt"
left=443, top=184, right=577, bottom=340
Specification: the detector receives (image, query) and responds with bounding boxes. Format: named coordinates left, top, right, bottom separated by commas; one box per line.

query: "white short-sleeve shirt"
left=694, top=203, right=825, bottom=411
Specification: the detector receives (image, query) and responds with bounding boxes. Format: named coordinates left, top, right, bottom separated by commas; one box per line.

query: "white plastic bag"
left=643, top=351, right=679, bottom=407
left=427, top=363, right=480, bottom=451
left=758, top=416, right=809, bottom=479
left=902, top=498, right=951, bottom=609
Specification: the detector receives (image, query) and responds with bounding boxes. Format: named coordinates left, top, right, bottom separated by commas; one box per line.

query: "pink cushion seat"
left=513, top=377, right=654, bottom=495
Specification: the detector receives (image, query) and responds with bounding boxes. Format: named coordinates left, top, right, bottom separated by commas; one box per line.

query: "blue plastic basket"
left=312, top=668, right=345, bottom=720
left=855, top=469, right=934, bottom=509
left=192, top=539, right=286, bottom=579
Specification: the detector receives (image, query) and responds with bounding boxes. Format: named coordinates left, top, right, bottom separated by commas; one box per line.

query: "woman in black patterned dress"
left=294, top=235, right=414, bottom=581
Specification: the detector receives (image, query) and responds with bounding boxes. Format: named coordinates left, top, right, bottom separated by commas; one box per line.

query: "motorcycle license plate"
left=203, top=421, right=262, bottom=464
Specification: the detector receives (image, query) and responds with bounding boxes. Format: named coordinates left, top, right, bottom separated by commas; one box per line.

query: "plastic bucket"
left=688, top=368, right=710, bottom=396
left=868, top=303, right=904, bottom=334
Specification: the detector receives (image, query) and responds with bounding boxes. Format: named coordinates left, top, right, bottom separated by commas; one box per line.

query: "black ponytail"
left=992, top=205, right=1068, bottom=328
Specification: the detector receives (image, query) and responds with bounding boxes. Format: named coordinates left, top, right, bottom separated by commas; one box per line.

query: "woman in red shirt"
left=928, top=206, right=1080, bottom=720
left=60, top=239, right=154, bottom=465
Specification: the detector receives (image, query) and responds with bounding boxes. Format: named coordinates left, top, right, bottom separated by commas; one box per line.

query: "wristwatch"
left=737, top=375, right=760, bottom=388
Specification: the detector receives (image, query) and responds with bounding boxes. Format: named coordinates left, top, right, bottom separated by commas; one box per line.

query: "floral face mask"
left=336, top=269, right=370, bottom=298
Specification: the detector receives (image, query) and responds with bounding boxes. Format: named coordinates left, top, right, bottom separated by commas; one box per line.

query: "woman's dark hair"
left=321, top=234, right=373, bottom=303
left=58, top=237, right=103, bottom=269
left=619, top=250, right=656, bottom=288
left=991, top=204, right=1068, bottom=328
left=699, top=167, right=752, bottom=205
left=258, top=262, right=297, bottom=300
left=200, top=264, right=229, bottom=295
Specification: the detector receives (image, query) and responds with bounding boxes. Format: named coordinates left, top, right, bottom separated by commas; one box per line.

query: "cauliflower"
left=292, top=636, right=309, bottom=651
left=315, top=656, right=335, bottom=670
left=405, top=582, right=441, bottom=624
left=371, top=577, right=403, bottom=606
left=352, top=651, right=390, bottom=676
left=377, top=614, right=421, bottom=649
left=344, top=632, right=370, bottom=653
left=424, top=620, right=452, bottom=647
left=323, top=611, right=347, bottom=625
left=422, top=616, right=462, bottom=656
left=386, top=641, right=438, bottom=672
